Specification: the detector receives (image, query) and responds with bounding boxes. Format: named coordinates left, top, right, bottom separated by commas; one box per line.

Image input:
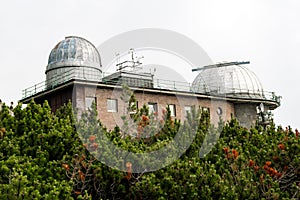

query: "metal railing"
left=22, top=68, right=78, bottom=98
left=22, top=68, right=281, bottom=105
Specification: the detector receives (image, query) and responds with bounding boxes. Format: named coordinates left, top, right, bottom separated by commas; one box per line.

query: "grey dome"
left=192, top=64, right=264, bottom=98
left=46, top=36, right=102, bottom=87
left=46, top=36, right=101, bottom=72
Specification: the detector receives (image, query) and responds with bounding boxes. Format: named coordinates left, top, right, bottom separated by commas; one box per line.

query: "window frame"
left=148, top=102, right=158, bottom=113
left=184, top=105, right=192, bottom=117
left=216, top=107, right=223, bottom=116
left=107, top=99, right=118, bottom=113
left=85, top=96, right=96, bottom=111
left=168, top=104, right=176, bottom=117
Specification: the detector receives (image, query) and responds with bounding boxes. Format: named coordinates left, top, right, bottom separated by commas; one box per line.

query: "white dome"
left=45, top=36, right=102, bottom=87
left=192, top=64, right=264, bottom=98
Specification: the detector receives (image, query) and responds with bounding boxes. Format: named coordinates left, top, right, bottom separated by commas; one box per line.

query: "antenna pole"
left=116, top=48, right=143, bottom=72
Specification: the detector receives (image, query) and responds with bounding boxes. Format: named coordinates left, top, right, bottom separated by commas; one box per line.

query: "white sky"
left=0, top=0, right=299, bottom=128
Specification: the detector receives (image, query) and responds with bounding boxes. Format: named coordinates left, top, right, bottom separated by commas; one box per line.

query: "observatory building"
left=21, top=36, right=281, bottom=129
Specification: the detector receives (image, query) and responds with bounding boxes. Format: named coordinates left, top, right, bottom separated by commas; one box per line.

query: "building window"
left=85, top=97, right=96, bottom=110
left=148, top=102, right=158, bottom=113
left=168, top=104, right=176, bottom=117
left=216, top=107, right=223, bottom=116
left=184, top=106, right=192, bottom=117
left=107, top=99, right=118, bottom=112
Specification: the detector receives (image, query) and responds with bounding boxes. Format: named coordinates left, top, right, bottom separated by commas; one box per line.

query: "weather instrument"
left=116, top=48, right=144, bottom=72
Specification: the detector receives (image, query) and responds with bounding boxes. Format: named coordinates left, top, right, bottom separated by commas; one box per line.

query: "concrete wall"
left=234, top=103, right=258, bottom=128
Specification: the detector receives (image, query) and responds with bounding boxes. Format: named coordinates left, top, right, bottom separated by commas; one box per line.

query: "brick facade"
left=21, top=80, right=278, bottom=130
left=76, top=84, right=235, bottom=130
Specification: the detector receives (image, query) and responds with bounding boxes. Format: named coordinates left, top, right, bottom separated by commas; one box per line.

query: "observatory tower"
left=46, top=36, right=102, bottom=88
left=192, top=62, right=280, bottom=127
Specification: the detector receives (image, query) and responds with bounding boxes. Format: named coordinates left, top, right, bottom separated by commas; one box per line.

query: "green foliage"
left=0, top=100, right=80, bottom=199
left=0, top=97, right=299, bottom=199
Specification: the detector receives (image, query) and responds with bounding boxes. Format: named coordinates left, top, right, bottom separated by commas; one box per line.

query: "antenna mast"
left=116, top=48, right=144, bottom=72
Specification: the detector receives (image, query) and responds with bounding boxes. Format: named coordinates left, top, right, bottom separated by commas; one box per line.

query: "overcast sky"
left=1, top=0, right=299, bottom=128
